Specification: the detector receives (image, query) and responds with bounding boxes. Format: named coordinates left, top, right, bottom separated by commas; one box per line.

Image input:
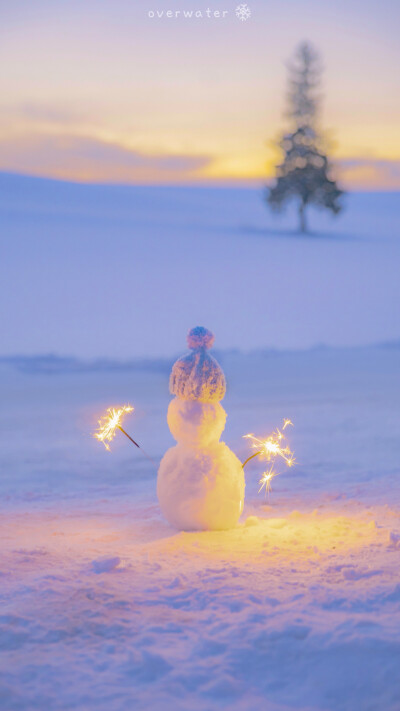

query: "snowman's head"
left=167, top=398, right=226, bottom=446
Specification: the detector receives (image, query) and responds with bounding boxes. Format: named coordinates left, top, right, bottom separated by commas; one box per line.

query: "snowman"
left=157, top=326, right=245, bottom=531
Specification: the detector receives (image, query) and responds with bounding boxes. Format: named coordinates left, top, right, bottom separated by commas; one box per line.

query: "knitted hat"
left=169, top=327, right=226, bottom=402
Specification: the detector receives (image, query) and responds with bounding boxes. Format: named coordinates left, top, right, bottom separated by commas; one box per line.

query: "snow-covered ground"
left=1, top=344, right=399, bottom=711
left=1, top=176, right=400, bottom=710
left=1, top=173, right=400, bottom=358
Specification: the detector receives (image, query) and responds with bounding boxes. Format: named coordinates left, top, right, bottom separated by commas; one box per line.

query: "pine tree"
left=267, top=43, right=343, bottom=233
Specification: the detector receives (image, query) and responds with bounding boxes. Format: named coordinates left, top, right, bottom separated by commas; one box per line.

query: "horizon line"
left=1, top=170, right=399, bottom=194
left=1, top=339, right=399, bottom=366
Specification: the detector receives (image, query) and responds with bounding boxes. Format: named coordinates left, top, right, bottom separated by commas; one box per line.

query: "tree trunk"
left=299, top=202, right=307, bottom=233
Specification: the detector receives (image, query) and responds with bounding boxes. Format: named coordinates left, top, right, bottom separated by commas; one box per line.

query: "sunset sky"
left=1, top=0, right=399, bottom=189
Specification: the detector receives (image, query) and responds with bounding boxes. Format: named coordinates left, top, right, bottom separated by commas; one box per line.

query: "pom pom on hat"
left=187, top=326, right=215, bottom=350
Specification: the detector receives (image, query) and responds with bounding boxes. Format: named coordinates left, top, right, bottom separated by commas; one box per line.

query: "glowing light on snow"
left=94, top=405, right=134, bottom=451
left=243, top=419, right=295, bottom=494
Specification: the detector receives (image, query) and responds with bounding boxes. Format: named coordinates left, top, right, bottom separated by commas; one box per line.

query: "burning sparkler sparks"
left=94, top=405, right=135, bottom=451
left=93, top=405, right=156, bottom=465
left=243, top=418, right=295, bottom=494
left=258, top=467, right=277, bottom=494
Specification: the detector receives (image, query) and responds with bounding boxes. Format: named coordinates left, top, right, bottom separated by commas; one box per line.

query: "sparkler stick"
left=117, top=426, right=140, bottom=449
left=94, top=405, right=156, bottom=464
left=242, top=418, right=295, bottom=494
left=117, top=426, right=157, bottom=465
left=242, top=450, right=263, bottom=468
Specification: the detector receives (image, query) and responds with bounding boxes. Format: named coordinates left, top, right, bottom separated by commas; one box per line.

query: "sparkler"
left=243, top=418, right=295, bottom=494
left=93, top=405, right=156, bottom=464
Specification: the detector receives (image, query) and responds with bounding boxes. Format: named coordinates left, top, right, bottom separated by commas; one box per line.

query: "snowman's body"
left=157, top=328, right=245, bottom=531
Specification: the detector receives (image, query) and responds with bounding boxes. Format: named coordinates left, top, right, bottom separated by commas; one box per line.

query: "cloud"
left=335, top=158, right=400, bottom=190
left=18, top=104, right=80, bottom=124
left=0, top=133, right=212, bottom=183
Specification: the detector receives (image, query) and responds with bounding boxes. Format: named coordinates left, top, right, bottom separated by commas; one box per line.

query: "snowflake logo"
left=235, top=3, right=251, bottom=21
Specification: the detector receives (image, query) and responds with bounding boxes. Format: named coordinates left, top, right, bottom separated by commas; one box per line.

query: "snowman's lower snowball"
left=157, top=442, right=245, bottom=531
